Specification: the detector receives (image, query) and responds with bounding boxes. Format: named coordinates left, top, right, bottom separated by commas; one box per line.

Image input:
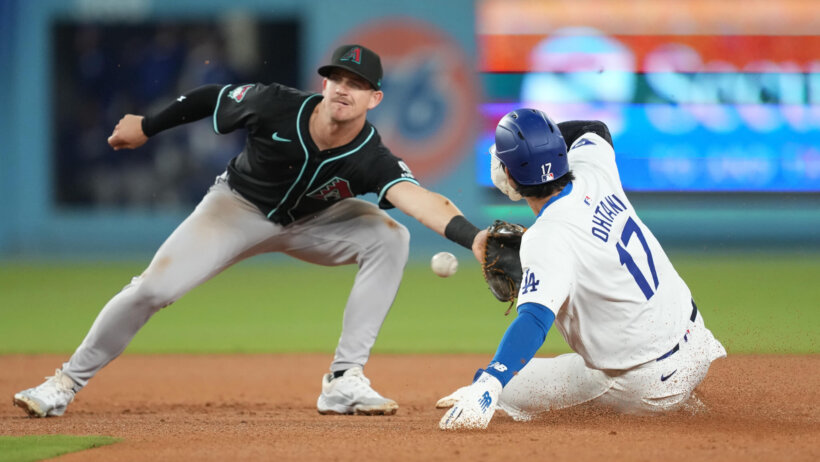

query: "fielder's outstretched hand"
left=438, top=371, right=502, bottom=430
left=108, top=114, right=148, bottom=150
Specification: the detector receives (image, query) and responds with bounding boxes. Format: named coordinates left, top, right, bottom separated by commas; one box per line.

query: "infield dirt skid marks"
left=1, top=354, right=818, bottom=461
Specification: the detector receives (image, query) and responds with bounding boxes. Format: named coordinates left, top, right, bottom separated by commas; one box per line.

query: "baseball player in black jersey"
left=14, top=44, right=487, bottom=417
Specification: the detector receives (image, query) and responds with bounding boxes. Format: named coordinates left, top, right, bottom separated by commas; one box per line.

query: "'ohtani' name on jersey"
left=591, top=194, right=627, bottom=242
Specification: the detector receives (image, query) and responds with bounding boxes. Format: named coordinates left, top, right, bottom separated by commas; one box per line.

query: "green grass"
left=0, top=435, right=119, bottom=462
left=0, top=254, right=817, bottom=355
left=672, top=253, right=820, bottom=354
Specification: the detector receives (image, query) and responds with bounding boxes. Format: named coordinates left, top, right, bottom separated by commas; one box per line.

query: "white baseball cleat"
left=316, top=366, right=398, bottom=416
left=13, top=369, right=77, bottom=418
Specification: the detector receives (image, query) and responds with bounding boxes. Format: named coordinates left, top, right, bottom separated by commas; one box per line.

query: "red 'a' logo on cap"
left=340, top=47, right=362, bottom=64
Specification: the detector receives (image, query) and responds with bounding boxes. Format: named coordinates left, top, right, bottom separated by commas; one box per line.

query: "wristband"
left=444, top=215, right=480, bottom=250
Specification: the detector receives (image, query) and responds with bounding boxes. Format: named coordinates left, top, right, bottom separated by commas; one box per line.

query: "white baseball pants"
left=498, top=311, right=727, bottom=418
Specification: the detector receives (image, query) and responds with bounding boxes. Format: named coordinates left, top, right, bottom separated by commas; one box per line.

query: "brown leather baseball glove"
left=482, top=220, right=526, bottom=314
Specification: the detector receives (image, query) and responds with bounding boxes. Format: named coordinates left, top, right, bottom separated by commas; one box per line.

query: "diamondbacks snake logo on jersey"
left=307, top=177, right=354, bottom=201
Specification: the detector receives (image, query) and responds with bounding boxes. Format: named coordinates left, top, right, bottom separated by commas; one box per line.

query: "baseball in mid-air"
left=431, top=251, right=458, bottom=278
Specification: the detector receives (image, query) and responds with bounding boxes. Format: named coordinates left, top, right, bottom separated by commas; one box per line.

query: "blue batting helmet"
left=490, top=108, right=568, bottom=186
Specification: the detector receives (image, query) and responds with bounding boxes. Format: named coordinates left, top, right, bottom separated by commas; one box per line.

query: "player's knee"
left=638, top=391, right=691, bottom=413
left=361, top=215, right=409, bottom=262
left=127, top=275, right=178, bottom=311
left=378, top=218, right=410, bottom=260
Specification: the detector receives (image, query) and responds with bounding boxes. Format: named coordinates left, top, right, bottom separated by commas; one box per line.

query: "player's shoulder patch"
left=227, top=84, right=255, bottom=103
left=397, top=160, right=415, bottom=180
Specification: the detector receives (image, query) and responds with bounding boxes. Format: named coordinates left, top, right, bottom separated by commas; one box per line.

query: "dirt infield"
left=2, top=354, right=818, bottom=461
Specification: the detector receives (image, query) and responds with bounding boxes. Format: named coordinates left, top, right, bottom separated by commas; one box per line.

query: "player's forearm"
left=483, top=303, right=555, bottom=386
left=387, top=182, right=481, bottom=250
left=415, top=191, right=463, bottom=235
left=141, top=84, right=223, bottom=137
left=407, top=191, right=480, bottom=246
left=389, top=184, right=459, bottom=234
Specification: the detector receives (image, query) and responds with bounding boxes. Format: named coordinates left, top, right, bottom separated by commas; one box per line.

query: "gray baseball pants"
left=62, top=176, right=409, bottom=389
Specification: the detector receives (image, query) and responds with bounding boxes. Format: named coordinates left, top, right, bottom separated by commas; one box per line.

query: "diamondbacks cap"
left=317, top=44, right=383, bottom=90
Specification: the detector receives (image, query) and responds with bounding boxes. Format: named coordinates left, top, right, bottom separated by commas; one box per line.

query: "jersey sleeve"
left=369, top=143, right=420, bottom=209
left=142, top=84, right=222, bottom=137
left=558, top=120, right=613, bottom=147
left=567, top=131, right=621, bottom=187
left=516, top=227, right=575, bottom=314
left=212, top=83, right=281, bottom=135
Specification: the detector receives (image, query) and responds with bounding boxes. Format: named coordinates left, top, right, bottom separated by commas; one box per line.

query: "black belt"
left=656, top=301, right=698, bottom=362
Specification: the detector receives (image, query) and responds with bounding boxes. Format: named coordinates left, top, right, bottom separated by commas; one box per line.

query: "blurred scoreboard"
left=476, top=0, right=820, bottom=192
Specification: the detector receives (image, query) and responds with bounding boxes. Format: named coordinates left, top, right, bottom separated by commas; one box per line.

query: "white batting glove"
left=490, top=152, right=522, bottom=201
left=439, top=371, right=503, bottom=430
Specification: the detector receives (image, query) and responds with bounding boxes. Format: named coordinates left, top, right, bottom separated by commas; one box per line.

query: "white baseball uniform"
left=498, top=132, right=727, bottom=418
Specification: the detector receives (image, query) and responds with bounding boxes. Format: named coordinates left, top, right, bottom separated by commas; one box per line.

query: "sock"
left=333, top=369, right=348, bottom=379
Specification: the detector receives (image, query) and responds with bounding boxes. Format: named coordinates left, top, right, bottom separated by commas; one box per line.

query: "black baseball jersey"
left=213, top=82, right=418, bottom=225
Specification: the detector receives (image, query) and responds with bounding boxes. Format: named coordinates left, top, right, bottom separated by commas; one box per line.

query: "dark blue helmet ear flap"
left=491, top=109, right=568, bottom=186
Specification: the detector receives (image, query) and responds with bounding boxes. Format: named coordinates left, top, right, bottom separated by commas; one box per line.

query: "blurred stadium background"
left=0, top=0, right=817, bottom=369
left=1, top=0, right=818, bottom=261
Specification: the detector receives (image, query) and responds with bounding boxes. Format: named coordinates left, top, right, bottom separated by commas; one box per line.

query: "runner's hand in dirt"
left=439, top=371, right=502, bottom=430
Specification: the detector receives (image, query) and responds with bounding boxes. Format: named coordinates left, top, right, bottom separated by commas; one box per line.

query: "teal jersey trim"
left=285, top=126, right=377, bottom=220
left=212, top=85, right=232, bottom=134
left=377, top=177, right=420, bottom=204
left=267, top=94, right=322, bottom=220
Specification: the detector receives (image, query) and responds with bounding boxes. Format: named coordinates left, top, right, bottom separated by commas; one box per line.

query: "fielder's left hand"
left=439, top=371, right=502, bottom=430
left=108, top=114, right=148, bottom=151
